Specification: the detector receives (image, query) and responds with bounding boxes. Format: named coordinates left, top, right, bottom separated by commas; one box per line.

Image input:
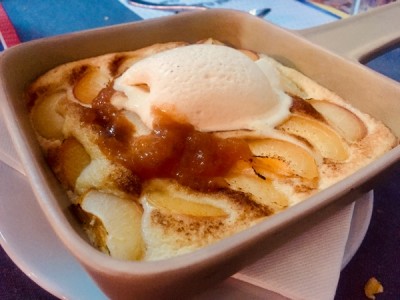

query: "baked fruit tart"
left=27, top=39, right=397, bottom=261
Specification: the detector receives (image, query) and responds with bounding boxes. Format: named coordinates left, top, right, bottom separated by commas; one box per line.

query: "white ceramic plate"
left=0, top=160, right=372, bottom=299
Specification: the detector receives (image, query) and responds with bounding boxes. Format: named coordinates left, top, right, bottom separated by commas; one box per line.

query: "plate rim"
left=0, top=160, right=373, bottom=299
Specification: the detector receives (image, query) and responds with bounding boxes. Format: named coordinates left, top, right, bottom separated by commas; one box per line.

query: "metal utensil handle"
left=300, top=2, right=400, bottom=62
left=128, top=0, right=207, bottom=12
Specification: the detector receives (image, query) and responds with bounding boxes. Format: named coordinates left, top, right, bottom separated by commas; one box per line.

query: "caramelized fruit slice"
left=72, top=205, right=108, bottom=252
left=146, top=184, right=227, bottom=218
left=73, top=68, right=110, bottom=104
left=308, top=99, right=367, bottom=142
left=252, top=157, right=293, bottom=178
left=251, top=157, right=319, bottom=191
left=226, top=168, right=288, bottom=213
left=31, top=91, right=65, bottom=139
left=249, top=138, right=319, bottom=180
left=290, top=96, right=325, bottom=121
left=56, top=137, right=91, bottom=188
left=278, top=115, right=349, bottom=161
left=81, top=190, right=144, bottom=260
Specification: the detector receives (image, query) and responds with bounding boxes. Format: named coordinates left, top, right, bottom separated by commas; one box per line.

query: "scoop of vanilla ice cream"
left=113, top=44, right=291, bottom=131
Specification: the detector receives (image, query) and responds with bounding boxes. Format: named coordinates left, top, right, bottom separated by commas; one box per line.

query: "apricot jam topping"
left=82, top=87, right=252, bottom=192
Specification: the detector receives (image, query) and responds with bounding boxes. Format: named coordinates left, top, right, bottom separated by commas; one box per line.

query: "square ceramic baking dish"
left=0, top=6, right=399, bottom=299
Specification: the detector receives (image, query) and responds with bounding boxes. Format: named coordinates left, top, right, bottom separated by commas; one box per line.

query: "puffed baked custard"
left=27, top=39, right=397, bottom=261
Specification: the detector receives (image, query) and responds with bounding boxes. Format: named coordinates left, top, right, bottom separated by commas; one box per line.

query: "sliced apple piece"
left=226, top=172, right=288, bottom=213
left=145, top=185, right=227, bottom=218
left=308, top=99, right=367, bottom=142
left=249, top=138, right=319, bottom=180
left=30, top=91, right=66, bottom=139
left=73, top=67, right=110, bottom=104
left=252, top=157, right=293, bottom=178
left=80, top=190, right=144, bottom=260
left=278, top=115, right=349, bottom=161
left=54, top=137, right=91, bottom=189
left=72, top=204, right=108, bottom=252
left=290, top=96, right=325, bottom=121
left=252, top=157, right=318, bottom=191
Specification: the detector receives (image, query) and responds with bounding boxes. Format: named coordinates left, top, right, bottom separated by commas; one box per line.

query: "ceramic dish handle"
left=299, top=1, right=400, bottom=62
